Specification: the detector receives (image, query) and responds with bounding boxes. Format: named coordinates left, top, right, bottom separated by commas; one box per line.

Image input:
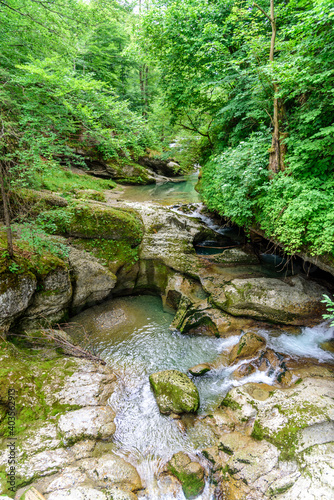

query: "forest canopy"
left=1, top=0, right=333, bottom=259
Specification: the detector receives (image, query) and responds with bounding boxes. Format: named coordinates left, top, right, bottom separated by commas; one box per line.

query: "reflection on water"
left=119, top=173, right=201, bottom=205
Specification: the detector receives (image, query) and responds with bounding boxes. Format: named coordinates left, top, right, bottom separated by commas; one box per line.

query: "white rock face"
left=45, top=358, right=116, bottom=407
left=58, top=406, right=116, bottom=444
left=205, top=377, right=334, bottom=499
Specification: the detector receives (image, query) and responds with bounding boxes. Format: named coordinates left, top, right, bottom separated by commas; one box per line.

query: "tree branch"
left=253, top=3, right=271, bottom=23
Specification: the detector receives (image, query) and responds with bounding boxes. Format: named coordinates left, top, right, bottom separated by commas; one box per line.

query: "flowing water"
left=68, top=174, right=334, bottom=499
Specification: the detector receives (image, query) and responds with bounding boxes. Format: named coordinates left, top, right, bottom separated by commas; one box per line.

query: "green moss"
left=39, top=167, right=116, bottom=194
left=218, top=443, right=234, bottom=455
left=220, top=394, right=241, bottom=411
left=251, top=420, right=265, bottom=441
left=73, top=238, right=139, bottom=272
left=0, top=340, right=81, bottom=438
left=0, top=231, right=67, bottom=278
left=167, top=463, right=205, bottom=499
left=269, top=483, right=294, bottom=496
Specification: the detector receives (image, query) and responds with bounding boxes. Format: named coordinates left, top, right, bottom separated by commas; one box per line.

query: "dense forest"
left=1, top=0, right=334, bottom=260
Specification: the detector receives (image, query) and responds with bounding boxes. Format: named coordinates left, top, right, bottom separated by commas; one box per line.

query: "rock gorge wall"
left=1, top=198, right=330, bottom=338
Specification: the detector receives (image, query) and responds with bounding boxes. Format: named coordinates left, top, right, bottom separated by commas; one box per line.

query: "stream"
left=68, top=174, right=334, bottom=499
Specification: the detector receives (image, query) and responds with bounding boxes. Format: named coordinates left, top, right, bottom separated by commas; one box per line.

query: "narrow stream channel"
left=68, top=176, right=334, bottom=499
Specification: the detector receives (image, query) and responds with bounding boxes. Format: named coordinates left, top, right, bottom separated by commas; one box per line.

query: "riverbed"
left=66, top=175, right=334, bottom=499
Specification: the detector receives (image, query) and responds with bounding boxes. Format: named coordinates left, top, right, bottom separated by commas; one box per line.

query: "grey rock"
left=0, top=272, right=37, bottom=333
left=20, top=267, right=72, bottom=330
left=79, top=453, right=142, bottom=491
left=220, top=275, right=328, bottom=325
left=69, top=248, right=116, bottom=311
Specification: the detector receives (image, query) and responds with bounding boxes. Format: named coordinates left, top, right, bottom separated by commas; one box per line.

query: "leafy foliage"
left=143, top=0, right=334, bottom=257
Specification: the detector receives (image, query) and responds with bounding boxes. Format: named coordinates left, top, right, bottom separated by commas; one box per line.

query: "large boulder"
left=19, top=266, right=72, bottom=331
left=69, top=248, right=117, bottom=311
left=42, top=203, right=143, bottom=244
left=137, top=156, right=181, bottom=177
left=0, top=272, right=37, bottom=334
left=167, top=452, right=205, bottom=499
left=149, top=370, right=199, bottom=415
left=218, top=275, right=328, bottom=325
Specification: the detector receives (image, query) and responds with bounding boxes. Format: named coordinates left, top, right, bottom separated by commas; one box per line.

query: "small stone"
left=188, top=363, right=211, bottom=376
left=229, top=332, right=266, bottom=363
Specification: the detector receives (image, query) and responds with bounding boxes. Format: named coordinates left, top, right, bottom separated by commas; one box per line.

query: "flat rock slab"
left=57, top=406, right=116, bottom=444
left=149, top=369, right=199, bottom=414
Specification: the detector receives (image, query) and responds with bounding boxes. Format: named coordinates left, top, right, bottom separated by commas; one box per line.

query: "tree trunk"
left=268, top=0, right=280, bottom=174
left=0, top=161, right=14, bottom=258
left=254, top=1, right=285, bottom=174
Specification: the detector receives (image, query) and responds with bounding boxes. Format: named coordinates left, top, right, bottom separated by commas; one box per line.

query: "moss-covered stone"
left=149, top=369, right=199, bottom=415
left=40, top=203, right=144, bottom=245
left=167, top=452, right=205, bottom=499
left=105, top=160, right=155, bottom=185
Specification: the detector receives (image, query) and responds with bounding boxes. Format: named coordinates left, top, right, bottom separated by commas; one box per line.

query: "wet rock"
left=211, top=247, right=259, bottom=266
left=0, top=272, right=37, bottom=334
left=149, top=369, right=199, bottom=415
left=188, top=364, right=211, bottom=376
left=167, top=452, right=205, bottom=499
left=220, top=276, right=328, bottom=325
left=320, top=339, right=334, bottom=353
left=79, top=453, right=142, bottom=492
left=57, top=406, right=116, bottom=444
left=69, top=248, right=116, bottom=311
left=19, top=267, right=72, bottom=331
left=277, top=369, right=293, bottom=387
left=137, top=156, right=181, bottom=177
left=229, top=332, right=266, bottom=363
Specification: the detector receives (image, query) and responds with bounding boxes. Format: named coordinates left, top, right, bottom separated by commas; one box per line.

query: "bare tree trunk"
left=254, top=1, right=284, bottom=174
left=0, top=161, right=14, bottom=258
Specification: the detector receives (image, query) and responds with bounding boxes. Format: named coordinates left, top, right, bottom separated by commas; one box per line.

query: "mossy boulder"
left=105, top=160, right=156, bottom=185
left=188, top=363, right=211, bottom=376
left=229, top=332, right=266, bottom=363
left=41, top=203, right=144, bottom=245
left=149, top=369, right=199, bottom=415
left=167, top=452, right=205, bottom=499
